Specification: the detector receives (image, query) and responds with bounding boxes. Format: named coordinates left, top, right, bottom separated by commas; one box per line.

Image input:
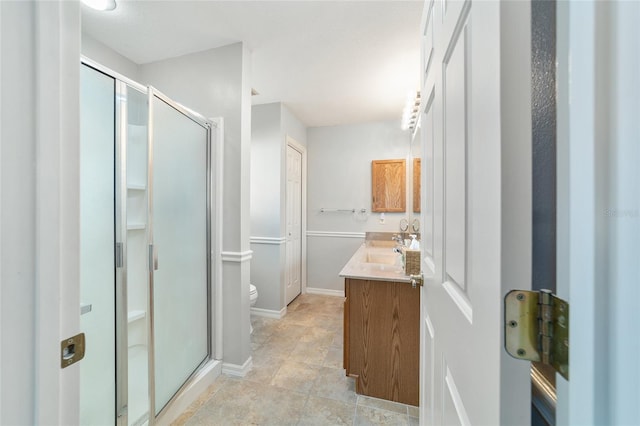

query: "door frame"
left=30, top=2, right=82, bottom=424
left=556, top=1, right=640, bottom=424
left=285, top=136, right=307, bottom=300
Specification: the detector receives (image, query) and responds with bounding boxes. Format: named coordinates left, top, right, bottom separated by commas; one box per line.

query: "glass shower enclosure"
left=79, top=61, right=214, bottom=425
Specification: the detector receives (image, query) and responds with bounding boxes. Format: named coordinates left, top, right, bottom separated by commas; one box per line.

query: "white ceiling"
left=82, top=0, right=423, bottom=127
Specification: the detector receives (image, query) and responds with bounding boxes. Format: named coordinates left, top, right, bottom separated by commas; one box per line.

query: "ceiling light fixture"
left=82, top=0, right=117, bottom=11
left=401, top=90, right=421, bottom=131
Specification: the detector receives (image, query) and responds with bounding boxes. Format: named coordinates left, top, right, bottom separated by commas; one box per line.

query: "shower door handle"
left=149, top=244, right=159, bottom=270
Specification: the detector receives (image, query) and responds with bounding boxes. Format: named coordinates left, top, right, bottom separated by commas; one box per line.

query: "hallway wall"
left=250, top=102, right=307, bottom=315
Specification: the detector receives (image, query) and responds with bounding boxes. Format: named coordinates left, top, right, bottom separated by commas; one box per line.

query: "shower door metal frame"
left=115, top=79, right=150, bottom=426
left=146, top=86, right=213, bottom=423
left=114, top=78, right=128, bottom=426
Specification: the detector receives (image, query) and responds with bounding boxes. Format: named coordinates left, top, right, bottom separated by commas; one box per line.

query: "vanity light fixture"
left=401, top=90, right=421, bottom=131
left=82, top=0, right=117, bottom=11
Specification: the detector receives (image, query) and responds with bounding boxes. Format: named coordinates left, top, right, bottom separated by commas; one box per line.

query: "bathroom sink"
left=364, top=250, right=399, bottom=265
left=339, top=244, right=410, bottom=283
left=365, top=240, right=397, bottom=248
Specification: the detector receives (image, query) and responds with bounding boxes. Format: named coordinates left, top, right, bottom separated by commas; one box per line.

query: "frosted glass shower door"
left=79, top=64, right=116, bottom=425
left=149, top=90, right=210, bottom=415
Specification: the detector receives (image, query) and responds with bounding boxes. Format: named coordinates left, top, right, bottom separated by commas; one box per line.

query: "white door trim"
left=34, top=2, right=81, bottom=424
left=556, top=1, right=640, bottom=424
left=210, top=117, right=225, bottom=361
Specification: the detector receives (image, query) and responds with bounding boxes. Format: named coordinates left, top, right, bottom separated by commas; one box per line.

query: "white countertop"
left=339, top=243, right=412, bottom=283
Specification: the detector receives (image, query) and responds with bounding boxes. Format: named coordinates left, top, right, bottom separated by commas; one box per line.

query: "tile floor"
left=173, top=293, right=419, bottom=426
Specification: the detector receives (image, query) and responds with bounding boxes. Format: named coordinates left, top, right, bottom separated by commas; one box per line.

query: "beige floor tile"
left=358, top=395, right=408, bottom=415
left=270, top=360, right=321, bottom=393
left=300, top=326, right=335, bottom=346
left=281, top=310, right=318, bottom=327
left=354, top=405, right=410, bottom=426
left=323, top=346, right=344, bottom=369
left=313, top=314, right=343, bottom=332
left=330, top=333, right=344, bottom=349
left=409, top=415, right=420, bottom=425
left=250, top=327, right=274, bottom=346
left=172, top=376, right=230, bottom=425
left=178, top=294, right=422, bottom=425
left=195, top=379, right=307, bottom=425
left=273, top=322, right=310, bottom=339
left=407, top=405, right=420, bottom=418
left=297, top=395, right=356, bottom=426
left=290, top=340, right=330, bottom=365
left=310, top=366, right=357, bottom=404
left=254, top=337, right=298, bottom=359
left=243, top=354, right=287, bottom=385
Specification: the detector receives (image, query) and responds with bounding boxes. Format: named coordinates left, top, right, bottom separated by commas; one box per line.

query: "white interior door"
left=419, top=1, right=532, bottom=424
left=285, top=143, right=302, bottom=305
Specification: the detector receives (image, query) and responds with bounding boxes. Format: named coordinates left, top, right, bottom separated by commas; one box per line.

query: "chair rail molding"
left=250, top=236, right=286, bottom=245
left=221, top=250, right=253, bottom=263
left=306, top=231, right=366, bottom=239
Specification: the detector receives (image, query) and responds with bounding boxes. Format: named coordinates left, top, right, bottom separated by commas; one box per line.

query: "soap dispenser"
left=409, top=234, right=420, bottom=250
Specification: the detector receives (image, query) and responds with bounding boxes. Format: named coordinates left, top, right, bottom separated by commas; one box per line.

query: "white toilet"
left=249, top=284, right=258, bottom=333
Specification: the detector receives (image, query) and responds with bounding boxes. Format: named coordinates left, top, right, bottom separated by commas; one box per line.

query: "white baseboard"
left=222, top=356, right=253, bottom=377
left=250, top=306, right=287, bottom=319
left=158, top=359, right=222, bottom=425
left=305, top=287, right=345, bottom=297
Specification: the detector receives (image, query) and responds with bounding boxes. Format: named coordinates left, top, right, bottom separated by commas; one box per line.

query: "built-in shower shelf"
left=127, top=183, right=146, bottom=191
left=127, top=223, right=146, bottom=230
left=128, top=310, right=146, bottom=323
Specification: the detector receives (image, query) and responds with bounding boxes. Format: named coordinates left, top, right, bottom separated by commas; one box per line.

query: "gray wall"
left=306, top=120, right=411, bottom=292
left=250, top=103, right=306, bottom=313
left=82, top=33, right=140, bottom=80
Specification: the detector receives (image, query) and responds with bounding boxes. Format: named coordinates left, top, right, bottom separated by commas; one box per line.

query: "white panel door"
left=419, top=1, right=530, bottom=424
left=285, top=144, right=302, bottom=305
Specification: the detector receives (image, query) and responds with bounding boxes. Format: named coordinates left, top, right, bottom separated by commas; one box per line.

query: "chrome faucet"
left=392, top=234, right=405, bottom=246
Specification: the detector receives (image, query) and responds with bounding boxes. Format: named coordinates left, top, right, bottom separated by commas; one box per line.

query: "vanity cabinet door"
left=372, top=159, right=406, bottom=212
left=344, top=278, right=420, bottom=406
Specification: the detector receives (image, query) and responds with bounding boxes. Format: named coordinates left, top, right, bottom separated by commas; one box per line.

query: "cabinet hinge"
left=504, top=289, right=569, bottom=380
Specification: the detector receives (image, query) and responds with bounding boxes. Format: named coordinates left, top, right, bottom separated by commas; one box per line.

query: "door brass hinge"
left=504, top=289, right=569, bottom=380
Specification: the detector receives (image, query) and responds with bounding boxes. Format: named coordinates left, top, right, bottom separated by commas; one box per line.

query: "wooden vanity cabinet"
left=343, top=278, right=420, bottom=406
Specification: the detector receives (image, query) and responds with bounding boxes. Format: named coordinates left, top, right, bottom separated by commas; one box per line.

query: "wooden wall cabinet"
left=343, top=278, right=420, bottom=406
left=372, top=159, right=406, bottom=212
